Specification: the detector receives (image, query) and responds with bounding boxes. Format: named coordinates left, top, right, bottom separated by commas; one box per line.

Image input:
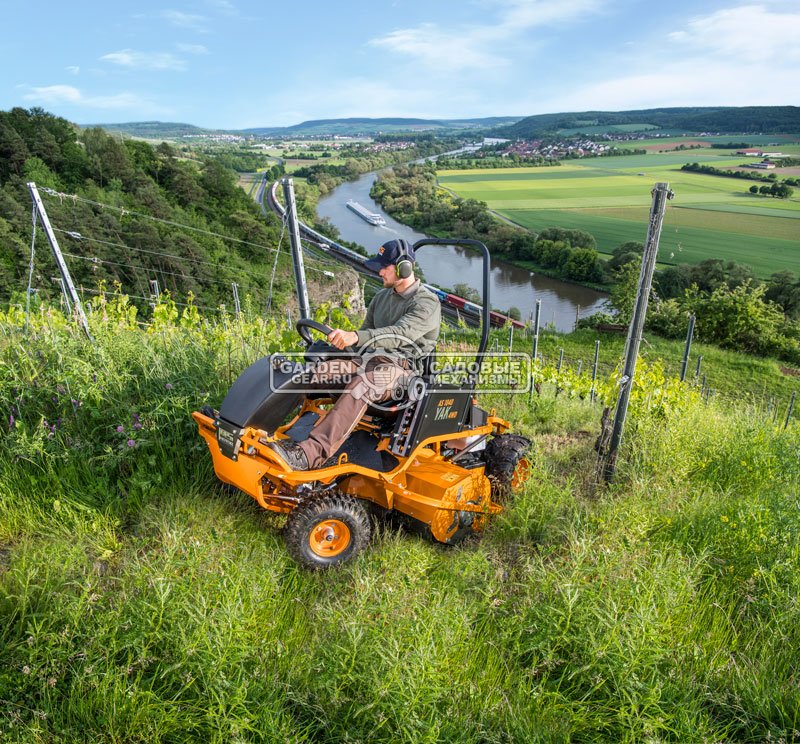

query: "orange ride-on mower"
left=192, top=239, right=531, bottom=569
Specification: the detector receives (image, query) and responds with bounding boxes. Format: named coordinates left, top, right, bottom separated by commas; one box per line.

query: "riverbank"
left=371, top=165, right=609, bottom=288
left=317, top=173, right=607, bottom=331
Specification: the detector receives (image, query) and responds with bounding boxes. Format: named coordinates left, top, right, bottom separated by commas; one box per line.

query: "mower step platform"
left=322, top=430, right=399, bottom=473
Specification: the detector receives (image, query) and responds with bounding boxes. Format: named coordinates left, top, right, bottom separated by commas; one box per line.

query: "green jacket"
left=355, top=280, right=441, bottom=361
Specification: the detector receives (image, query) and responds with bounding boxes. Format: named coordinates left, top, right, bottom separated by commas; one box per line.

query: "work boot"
left=266, top=440, right=310, bottom=470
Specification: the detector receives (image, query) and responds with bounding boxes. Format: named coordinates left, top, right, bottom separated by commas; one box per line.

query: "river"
left=316, top=171, right=608, bottom=332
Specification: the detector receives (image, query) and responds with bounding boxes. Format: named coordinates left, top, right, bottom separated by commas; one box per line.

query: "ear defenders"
left=395, top=239, right=414, bottom=279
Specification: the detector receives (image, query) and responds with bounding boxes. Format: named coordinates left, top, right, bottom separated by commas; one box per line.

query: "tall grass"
left=1, top=300, right=798, bottom=742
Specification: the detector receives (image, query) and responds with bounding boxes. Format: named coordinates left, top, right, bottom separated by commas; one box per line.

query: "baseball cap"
left=364, top=239, right=415, bottom=273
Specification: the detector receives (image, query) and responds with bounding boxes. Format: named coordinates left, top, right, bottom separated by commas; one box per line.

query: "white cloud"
left=65, top=66, right=80, bottom=76
left=161, top=10, right=208, bottom=32
left=265, top=77, right=492, bottom=125
left=370, top=0, right=602, bottom=72
left=176, top=43, right=209, bottom=55
left=370, top=24, right=506, bottom=72
left=490, top=0, right=603, bottom=32
left=25, top=85, right=82, bottom=104
left=542, top=4, right=800, bottom=113
left=205, top=0, right=237, bottom=14
left=100, top=49, right=186, bottom=71
left=668, top=4, right=800, bottom=63
left=23, top=85, right=152, bottom=110
left=547, top=64, right=794, bottom=112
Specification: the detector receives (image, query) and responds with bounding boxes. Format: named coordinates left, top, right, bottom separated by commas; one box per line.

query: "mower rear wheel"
left=484, top=434, right=532, bottom=501
left=284, top=493, right=372, bottom=570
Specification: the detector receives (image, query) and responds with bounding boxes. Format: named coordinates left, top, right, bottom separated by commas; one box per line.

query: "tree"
left=686, top=282, right=784, bottom=356
left=565, top=247, right=603, bottom=282
left=81, top=127, right=133, bottom=187
left=689, top=259, right=728, bottom=292
left=609, top=261, right=641, bottom=324
left=765, top=270, right=800, bottom=318
left=23, top=156, right=62, bottom=190
left=749, top=184, right=759, bottom=194
left=537, top=227, right=596, bottom=250
left=722, top=261, right=757, bottom=289
left=0, top=120, right=29, bottom=180
left=771, top=182, right=793, bottom=199
left=453, top=283, right=481, bottom=303
left=607, top=240, right=644, bottom=272
left=656, top=263, right=693, bottom=299
left=533, top=239, right=570, bottom=270
left=200, top=159, right=238, bottom=204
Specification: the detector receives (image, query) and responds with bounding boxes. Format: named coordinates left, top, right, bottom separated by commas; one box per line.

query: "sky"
left=2, top=0, right=798, bottom=129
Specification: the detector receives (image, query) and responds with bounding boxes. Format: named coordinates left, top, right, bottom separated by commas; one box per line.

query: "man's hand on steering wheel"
left=327, top=329, right=358, bottom=350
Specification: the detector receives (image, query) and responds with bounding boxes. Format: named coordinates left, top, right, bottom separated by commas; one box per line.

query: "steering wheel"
left=296, top=318, right=334, bottom=346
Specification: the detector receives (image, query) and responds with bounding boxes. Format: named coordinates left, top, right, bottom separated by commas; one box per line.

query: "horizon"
left=3, top=1, right=799, bottom=129
left=78, top=106, right=799, bottom=134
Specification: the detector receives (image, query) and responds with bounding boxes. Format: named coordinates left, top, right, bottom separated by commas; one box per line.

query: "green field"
left=438, top=148, right=800, bottom=278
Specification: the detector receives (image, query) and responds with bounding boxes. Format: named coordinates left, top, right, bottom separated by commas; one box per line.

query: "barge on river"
left=346, top=200, right=386, bottom=226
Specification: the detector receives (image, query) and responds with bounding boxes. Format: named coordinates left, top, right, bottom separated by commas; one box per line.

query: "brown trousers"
left=297, top=355, right=412, bottom=468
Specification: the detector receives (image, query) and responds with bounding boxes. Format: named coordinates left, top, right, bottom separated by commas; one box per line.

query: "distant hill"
left=241, top=116, right=524, bottom=137
left=496, top=106, right=800, bottom=139
left=85, top=108, right=800, bottom=142
left=85, top=117, right=523, bottom=140
left=82, top=121, right=215, bottom=138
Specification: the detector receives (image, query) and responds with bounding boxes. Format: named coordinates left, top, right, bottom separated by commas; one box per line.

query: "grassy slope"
left=1, top=305, right=799, bottom=742
left=438, top=149, right=800, bottom=277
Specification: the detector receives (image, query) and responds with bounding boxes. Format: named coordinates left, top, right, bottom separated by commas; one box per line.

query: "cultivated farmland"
left=438, top=144, right=800, bottom=278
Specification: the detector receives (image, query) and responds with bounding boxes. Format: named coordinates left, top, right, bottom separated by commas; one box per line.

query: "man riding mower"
left=192, top=238, right=531, bottom=569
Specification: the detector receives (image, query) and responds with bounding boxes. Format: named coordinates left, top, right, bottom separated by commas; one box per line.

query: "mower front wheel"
left=284, top=493, right=372, bottom=570
left=484, top=434, right=532, bottom=501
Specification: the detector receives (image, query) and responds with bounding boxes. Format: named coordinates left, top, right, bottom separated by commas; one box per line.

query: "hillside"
left=80, top=121, right=215, bottom=139
left=498, top=106, right=800, bottom=139
left=0, top=107, right=320, bottom=314
left=0, top=108, right=373, bottom=319
left=0, top=304, right=798, bottom=741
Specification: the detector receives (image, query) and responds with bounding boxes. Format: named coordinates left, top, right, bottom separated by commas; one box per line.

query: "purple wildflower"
left=9, top=413, right=14, bottom=430
left=127, top=439, right=136, bottom=448
left=133, top=422, right=143, bottom=431
left=116, top=425, right=124, bottom=433
left=165, top=383, right=174, bottom=390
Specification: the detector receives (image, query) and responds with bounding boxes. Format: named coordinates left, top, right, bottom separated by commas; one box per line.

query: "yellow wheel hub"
left=309, top=519, right=351, bottom=558
left=511, top=458, right=531, bottom=489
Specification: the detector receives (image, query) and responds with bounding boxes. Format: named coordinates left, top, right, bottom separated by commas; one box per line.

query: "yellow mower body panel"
left=192, top=403, right=511, bottom=544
